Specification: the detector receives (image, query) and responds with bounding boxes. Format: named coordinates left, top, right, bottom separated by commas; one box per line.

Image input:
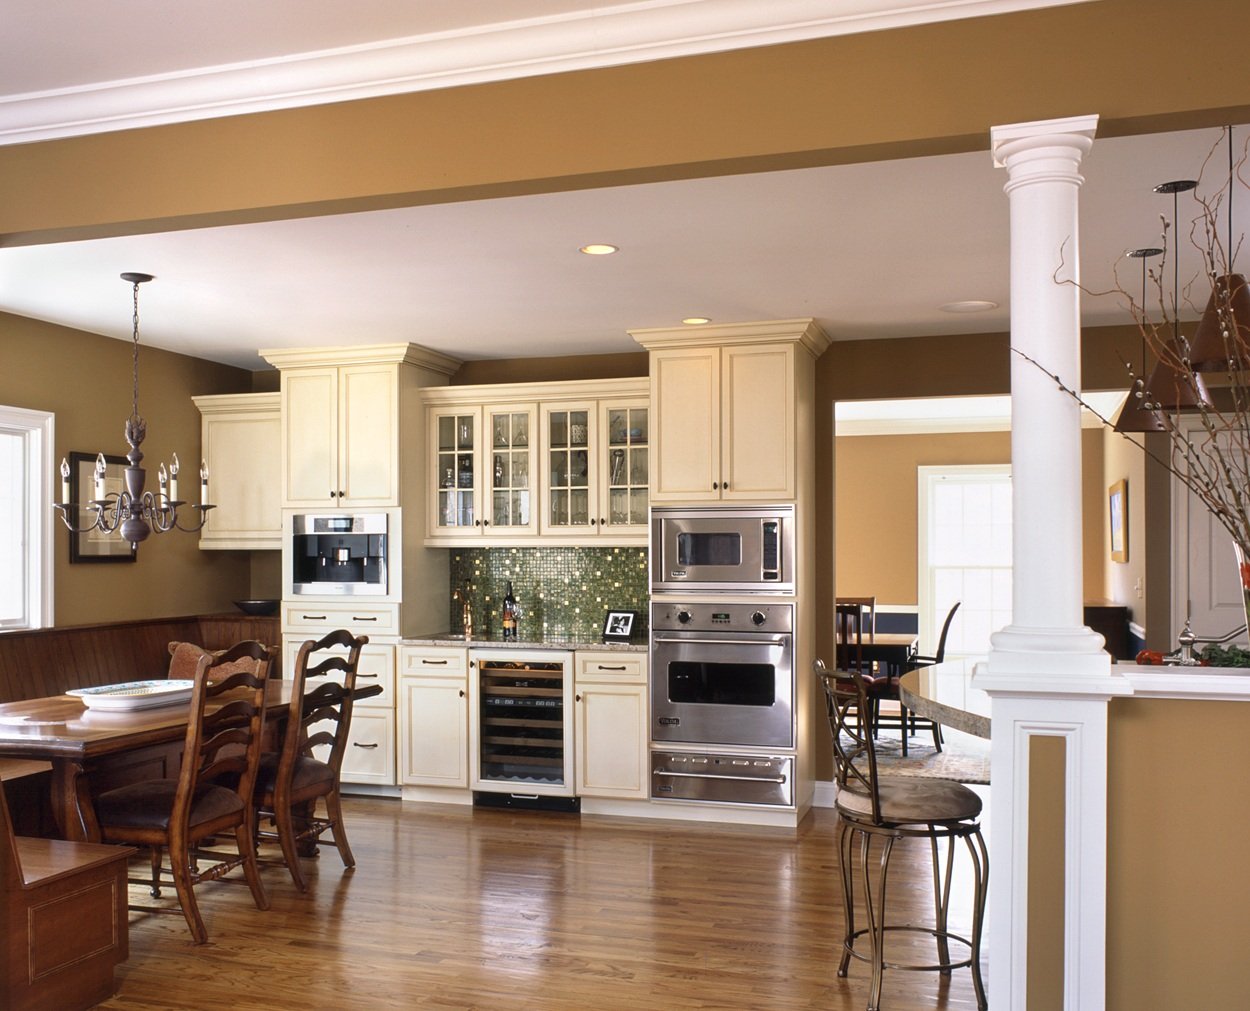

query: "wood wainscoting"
left=97, top=799, right=988, bottom=1010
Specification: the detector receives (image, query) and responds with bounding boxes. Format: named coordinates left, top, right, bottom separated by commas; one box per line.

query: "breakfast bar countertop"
left=400, top=634, right=647, bottom=653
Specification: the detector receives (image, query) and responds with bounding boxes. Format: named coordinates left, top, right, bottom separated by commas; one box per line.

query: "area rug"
left=867, top=729, right=991, bottom=784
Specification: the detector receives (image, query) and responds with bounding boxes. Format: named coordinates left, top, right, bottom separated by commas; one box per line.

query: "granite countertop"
left=399, top=633, right=646, bottom=653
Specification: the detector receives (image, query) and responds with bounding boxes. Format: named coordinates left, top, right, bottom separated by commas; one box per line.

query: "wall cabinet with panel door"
left=397, top=645, right=470, bottom=788
left=573, top=651, right=649, bottom=800
left=630, top=320, right=830, bottom=504
left=192, top=392, right=282, bottom=549
left=261, top=344, right=459, bottom=509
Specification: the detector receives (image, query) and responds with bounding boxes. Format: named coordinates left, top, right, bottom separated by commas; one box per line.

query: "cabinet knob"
left=590, top=518, right=597, bottom=526
left=712, top=481, right=719, bottom=490
left=723, top=481, right=728, bottom=490
left=483, top=519, right=490, bottom=526
left=600, top=517, right=606, bottom=526
left=576, top=694, right=582, bottom=702
left=329, top=490, right=336, bottom=500
left=459, top=689, right=466, bottom=698
left=474, top=519, right=482, bottom=527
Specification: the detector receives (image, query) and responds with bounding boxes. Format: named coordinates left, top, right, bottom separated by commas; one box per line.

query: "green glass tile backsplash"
left=449, top=547, right=649, bottom=642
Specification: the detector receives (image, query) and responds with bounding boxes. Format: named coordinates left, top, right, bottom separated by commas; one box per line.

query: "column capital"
left=990, top=115, right=1100, bottom=171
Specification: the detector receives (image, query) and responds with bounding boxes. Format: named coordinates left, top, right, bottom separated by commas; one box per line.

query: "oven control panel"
left=651, top=601, right=793, bottom=634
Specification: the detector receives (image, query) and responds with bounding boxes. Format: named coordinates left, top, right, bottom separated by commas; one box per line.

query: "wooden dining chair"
left=835, top=596, right=876, bottom=642
left=814, top=657, right=987, bottom=1011
left=253, top=629, right=368, bottom=892
left=93, top=640, right=273, bottom=944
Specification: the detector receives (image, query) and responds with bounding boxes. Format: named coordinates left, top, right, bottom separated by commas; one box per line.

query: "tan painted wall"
left=0, top=313, right=254, bottom=625
left=834, top=428, right=1105, bottom=606
left=1107, top=697, right=1250, bottom=1008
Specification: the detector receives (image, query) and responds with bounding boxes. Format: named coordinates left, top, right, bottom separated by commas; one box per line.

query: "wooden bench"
left=1, top=783, right=135, bottom=1010
left=0, top=614, right=279, bottom=830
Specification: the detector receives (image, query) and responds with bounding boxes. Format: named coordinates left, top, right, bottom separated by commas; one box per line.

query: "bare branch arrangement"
left=1021, top=128, right=1250, bottom=557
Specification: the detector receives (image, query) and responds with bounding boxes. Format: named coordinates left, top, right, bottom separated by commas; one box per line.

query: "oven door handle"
left=652, top=636, right=788, bottom=647
left=654, top=770, right=788, bottom=785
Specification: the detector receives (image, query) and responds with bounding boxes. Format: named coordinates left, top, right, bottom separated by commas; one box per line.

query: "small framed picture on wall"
left=1108, top=479, right=1128, bottom=563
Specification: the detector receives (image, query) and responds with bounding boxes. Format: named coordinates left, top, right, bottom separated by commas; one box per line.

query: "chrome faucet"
left=452, top=586, right=473, bottom=640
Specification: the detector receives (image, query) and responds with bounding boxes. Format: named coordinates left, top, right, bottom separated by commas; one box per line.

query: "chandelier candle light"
left=53, top=272, right=214, bottom=548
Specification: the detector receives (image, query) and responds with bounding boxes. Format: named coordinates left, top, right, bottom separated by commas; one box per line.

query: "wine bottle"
left=502, top=580, right=518, bottom=641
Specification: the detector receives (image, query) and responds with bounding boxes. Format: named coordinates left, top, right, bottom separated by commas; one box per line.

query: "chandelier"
left=53, top=272, right=214, bottom=547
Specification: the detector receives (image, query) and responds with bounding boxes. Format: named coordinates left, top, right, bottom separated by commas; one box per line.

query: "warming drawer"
left=651, top=751, right=793, bottom=808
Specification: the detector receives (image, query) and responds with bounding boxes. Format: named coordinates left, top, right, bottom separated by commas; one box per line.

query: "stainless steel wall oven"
left=649, top=600, right=795, bottom=807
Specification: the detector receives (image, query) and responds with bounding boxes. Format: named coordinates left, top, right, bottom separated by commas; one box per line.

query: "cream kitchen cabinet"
left=541, top=397, right=649, bottom=539
left=630, top=320, right=830, bottom=505
left=573, top=651, right=648, bottom=800
left=397, top=646, right=470, bottom=788
left=421, top=378, right=648, bottom=546
left=426, top=403, right=539, bottom=540
left=282, top=634, right=397, bottom=787
left=261, top=343, right=459, bottom=510
left=192, top=392, right=282, bottom=549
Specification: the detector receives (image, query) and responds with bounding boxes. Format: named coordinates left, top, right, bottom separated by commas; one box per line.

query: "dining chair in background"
left=93, top=640, right=274, bottom=944
left=814, top=656, right=988, bottom=1011
left=835, top=596, right=876, bottom=642
left=253, top=628, right=368, bottom=892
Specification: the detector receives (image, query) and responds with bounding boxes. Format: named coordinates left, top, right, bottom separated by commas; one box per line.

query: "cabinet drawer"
left=282, top=602, right=398, bottom=637
left=399, top=645, right=469, bottom=678
left=283, top=639, right=395, bottom=708
left=575, top=652, right=647, bottom=685
left=338, top=709, right=395, bottom=786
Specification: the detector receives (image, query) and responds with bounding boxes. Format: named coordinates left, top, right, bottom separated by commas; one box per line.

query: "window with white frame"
left=0, top=406, right=54, bottom=630
left=918, top=465, right=1012, bottom=659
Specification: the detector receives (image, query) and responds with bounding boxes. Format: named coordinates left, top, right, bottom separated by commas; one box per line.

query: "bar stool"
left=814, top=657, right=988, bottom=1011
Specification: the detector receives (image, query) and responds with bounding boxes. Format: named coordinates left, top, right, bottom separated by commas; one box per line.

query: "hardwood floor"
left=98, top=799, right=988, bottom=1010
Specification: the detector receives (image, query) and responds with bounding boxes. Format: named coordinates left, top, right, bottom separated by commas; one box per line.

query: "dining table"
left=0, top=679, right=382, bottom=843
left=898, top=657, right=991, bottom=739
left=855, top=632, right=919, bottom=677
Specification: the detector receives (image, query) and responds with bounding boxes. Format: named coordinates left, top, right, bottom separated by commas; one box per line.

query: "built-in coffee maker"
left=291, top=513, right=388, bottom=595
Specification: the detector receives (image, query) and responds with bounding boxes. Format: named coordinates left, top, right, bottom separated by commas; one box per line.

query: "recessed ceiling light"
left=939, top=300, right=999, bottom=313
left=682, top=317, right=711, bottom=325
left=579, top=243, right=619, bottom=255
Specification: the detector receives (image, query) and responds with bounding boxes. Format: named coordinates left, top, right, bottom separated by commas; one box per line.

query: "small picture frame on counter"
left=602, top=610, right=637, bottom=643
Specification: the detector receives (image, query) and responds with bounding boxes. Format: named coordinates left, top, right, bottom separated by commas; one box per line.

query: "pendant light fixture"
left=1190, top=126, right=1250, bottom=372
left=1141, top=179, right=1213, bottom=413
left=53, top=272, right=214, bottom=548
left=1113, top=246, right=1167, bottom=433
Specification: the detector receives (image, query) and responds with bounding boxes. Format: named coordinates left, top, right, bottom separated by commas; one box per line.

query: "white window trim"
left=917, top=463, right=1011, bottom=655
left=0, top=405, right=55, bottom=630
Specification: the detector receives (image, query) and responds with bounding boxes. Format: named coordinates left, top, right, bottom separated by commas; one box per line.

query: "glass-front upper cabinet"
left=433, top=410, right=479, bottom=533
left=486, top=406, right=538, bottom=535
left=601, top=401, right=648, bottom=533
left=543, top=404, right=594, bottom=535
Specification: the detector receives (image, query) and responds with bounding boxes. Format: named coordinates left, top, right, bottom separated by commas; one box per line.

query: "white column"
left=978, top=115, right=1130, bottom=1011
left=989, top=114, right=1108, bottom=676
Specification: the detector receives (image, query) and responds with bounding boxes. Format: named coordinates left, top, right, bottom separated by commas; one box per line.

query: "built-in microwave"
left=651, top=505, right=794, bottom=594
left=291, top=513, right=388, bottom=596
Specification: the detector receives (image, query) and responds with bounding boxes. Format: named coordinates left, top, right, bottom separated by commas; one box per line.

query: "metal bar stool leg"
left=837, top=820, right=857, bottom=978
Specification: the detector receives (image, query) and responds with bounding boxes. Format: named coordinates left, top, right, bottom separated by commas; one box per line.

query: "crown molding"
left=0, top=0, right=1095, bottom=146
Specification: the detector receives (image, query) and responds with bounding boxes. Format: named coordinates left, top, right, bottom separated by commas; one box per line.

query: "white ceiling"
left=0, top=1, right=1241, bottom=373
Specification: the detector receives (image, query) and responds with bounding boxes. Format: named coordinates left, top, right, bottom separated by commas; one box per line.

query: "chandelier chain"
left=131, top=279, right=142, bottom=423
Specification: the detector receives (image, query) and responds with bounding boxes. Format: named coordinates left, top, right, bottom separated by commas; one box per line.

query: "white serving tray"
left=66, top=679, right=195, bottom=711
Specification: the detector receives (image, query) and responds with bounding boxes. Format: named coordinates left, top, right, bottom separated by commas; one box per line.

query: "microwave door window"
left=676, top=532, right=743, bottom=567
left=668, top=661, right=776, bottom=706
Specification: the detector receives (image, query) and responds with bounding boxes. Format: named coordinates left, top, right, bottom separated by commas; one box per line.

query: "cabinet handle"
left=723, top=481, right=728, bottom=490
left=352, top=616, right=379, bottom=622
left=338, top=490, right=345, bottom=498
left=357, top=673, right=378, bottom=679
left=329, top=491, right=336, bottom=500
left=599, top=517, right=606, bottom=525
left=302, top=614, right=328, bottom=621
left=712, top=481, right=719, bottom=490
left=483, top=519, right=490, bottom=526
left=590, top=518, right=597, bottom=526
left=474, top=520, right=482, bottom=527
left=596, top=664, right=628, bottom=671
left=459, top=689, right=466, bottom=698
left=576, top=694, right=582, bottom=702
left=352, top=742, right=379, bottom=749
left=422, top=659, right=449, bottom=665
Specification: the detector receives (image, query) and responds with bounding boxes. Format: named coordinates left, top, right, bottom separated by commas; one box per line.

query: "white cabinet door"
left=483, top=404, right=539, bottom=537
left=429, top=407, right=483, bottom=538
left=650, top=347, right=720, bottom=502
left=283, top=367, right=339, bottom=507
left=338, top=363, right=397, bottom=506
left=541, top=401, right=597, bottom=537
left=398, top=675, right=469, bottom=787
left=597, top=399, right=649, bottom=535
left=722, top=342, right=795, bottom=501
left=574, top=683, right=648, bottom=799
left=194, top=393, right=281, bottom=549
left=339, top=708, right=395, bottom=786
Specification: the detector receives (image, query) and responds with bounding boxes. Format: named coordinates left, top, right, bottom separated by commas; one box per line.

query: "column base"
left=986, top=623, right=1115, bottom=678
